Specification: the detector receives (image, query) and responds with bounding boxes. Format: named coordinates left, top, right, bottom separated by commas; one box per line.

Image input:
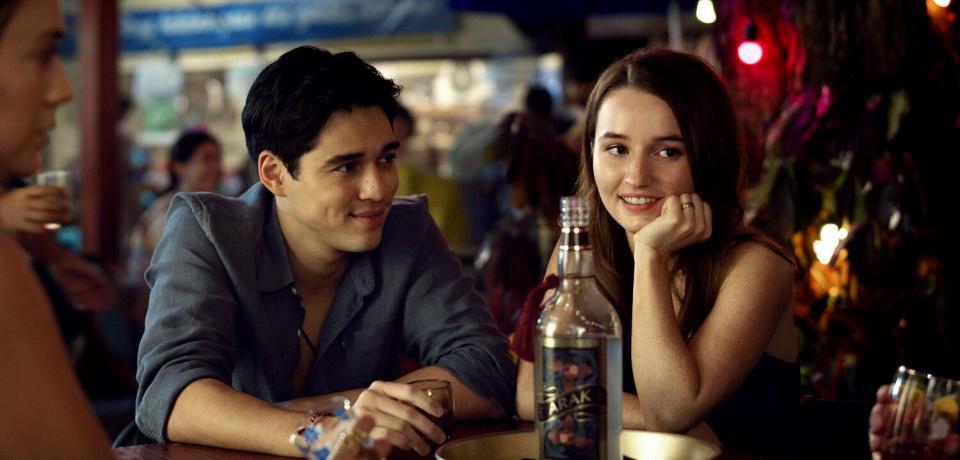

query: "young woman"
left=0, top=0, right=112, bottom=456
left=515, top=48, right=798, bottom=455
left=0, top=2, right=385, bottom=457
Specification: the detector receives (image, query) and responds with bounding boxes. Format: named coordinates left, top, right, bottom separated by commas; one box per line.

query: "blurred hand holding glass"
left=882, top=366, right=959, bottom=459
left=34, top=170, right=72, bottom=230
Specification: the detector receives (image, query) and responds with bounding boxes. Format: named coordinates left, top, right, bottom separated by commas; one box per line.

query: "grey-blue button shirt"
left=135, top=183, right=516, bottom=441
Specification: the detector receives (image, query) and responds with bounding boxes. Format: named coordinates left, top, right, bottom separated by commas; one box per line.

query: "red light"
left=738, top=41, right=763, bottom=65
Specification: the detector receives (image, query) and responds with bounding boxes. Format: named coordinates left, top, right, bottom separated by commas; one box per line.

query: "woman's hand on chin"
left=632, top=192, right=712, bottom=259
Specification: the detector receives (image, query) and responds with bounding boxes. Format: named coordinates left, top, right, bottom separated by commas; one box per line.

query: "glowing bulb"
left=820, top=223, right=840, bottom=243
left=813, top=223, right=847, bottom=265
left=813, top=241, right=833, bottom=265
left=738, top=41, right=763, bottom=65
left=696, top=0, right=717, bottom=24
left=934, top=0, right=950, bottom=7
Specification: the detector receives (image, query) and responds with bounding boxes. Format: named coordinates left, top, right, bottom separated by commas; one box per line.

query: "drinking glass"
left=882, top=366, right=959, bottom=459
left=409, top=379, right=455, bottom=442
left=35, top=170, right=72, bottom=230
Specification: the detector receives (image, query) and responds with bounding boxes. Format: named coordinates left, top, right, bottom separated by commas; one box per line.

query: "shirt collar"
left=348, top=250, right=375, bottom=299
left=254, top=188, right=377, bottom=300
left=256, top=192, right=296, bottom=292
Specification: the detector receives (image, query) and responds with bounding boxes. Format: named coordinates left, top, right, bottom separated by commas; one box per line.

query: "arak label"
left=538, top=384, right=606, bottom=420
left=538, top=344, right=606, bottom=460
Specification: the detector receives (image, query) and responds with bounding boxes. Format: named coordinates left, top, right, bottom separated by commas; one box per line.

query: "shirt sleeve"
left=402, top=208, right=517, bottom=418
left=134, top=196, right=240, bottom=441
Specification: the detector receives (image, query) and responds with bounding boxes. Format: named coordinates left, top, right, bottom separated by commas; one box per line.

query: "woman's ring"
left=680, top=202, right=695, bottom=210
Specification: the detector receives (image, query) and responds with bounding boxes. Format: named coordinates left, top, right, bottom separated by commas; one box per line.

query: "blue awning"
left=62, top=0, right=455, bottom=54
left=449, top=0, right=697, bottom=18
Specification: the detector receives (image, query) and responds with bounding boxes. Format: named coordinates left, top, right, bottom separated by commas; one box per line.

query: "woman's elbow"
left=639, top=405, right=704, bottom=434
left=516, top=394, right=534, bottom=421
left=515, top=361, right=535, bottom=421
left=624, top=394, right=704, bottom=433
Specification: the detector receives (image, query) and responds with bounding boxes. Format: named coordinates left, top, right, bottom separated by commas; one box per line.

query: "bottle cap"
left=560, top=196, right=589, bottom=229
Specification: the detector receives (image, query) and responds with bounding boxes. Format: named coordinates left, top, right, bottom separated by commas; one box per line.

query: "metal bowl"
left=435, top=429, right=720, bottom=460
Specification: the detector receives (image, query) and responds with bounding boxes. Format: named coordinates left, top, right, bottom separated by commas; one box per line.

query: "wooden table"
left=113, top=421, right=770, bottom=459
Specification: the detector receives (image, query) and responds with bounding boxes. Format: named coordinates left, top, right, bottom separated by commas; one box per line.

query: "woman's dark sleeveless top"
left=623, top=351, right=797, bottom=456
left=705, top=353, right=798, bottom=455
left=617, top=231, right=796, bottom=454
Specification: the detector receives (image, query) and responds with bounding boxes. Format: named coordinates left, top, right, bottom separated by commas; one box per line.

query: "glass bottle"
left=535, top=196, right=622, bottom=460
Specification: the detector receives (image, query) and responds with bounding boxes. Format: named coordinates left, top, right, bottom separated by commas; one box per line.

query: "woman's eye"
left=605, top=145, right=628, bottom=155
left=657, top=148, right=681, bottom=158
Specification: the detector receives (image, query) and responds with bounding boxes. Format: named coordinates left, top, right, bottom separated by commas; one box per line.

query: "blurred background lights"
left=696, top=0, right=717, bottom=24
left=738, top=19, right=763, bottom=65
left=813, top=223, right=848, bottom=265
left=738, top=41, right=763, bottom=64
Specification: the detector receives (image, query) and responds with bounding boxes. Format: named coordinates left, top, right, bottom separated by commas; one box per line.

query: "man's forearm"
left=284, top=366, right=503, bottom=421
left=167, top=378, right=305, bottom=456
left=281, top=388, right=364, bottom=414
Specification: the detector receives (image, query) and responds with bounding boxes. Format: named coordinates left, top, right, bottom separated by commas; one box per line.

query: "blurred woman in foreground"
left=0, top=0, right=112, bottom=456
left=0, top=1, right=385, bottom=458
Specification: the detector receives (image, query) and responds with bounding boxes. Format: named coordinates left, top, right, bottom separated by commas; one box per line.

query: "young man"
left=135, top=46, right=516, bottom=457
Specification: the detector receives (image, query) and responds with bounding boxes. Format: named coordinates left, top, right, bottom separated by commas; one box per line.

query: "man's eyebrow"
left=323, top=152, right=366, bottom=167
left=323, top=141, right=400, bottom=167
left=382, top=141, right=400, bottom=152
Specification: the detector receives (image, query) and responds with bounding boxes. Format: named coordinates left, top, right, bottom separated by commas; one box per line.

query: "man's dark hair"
left=241, top=46, right=401, bottom=178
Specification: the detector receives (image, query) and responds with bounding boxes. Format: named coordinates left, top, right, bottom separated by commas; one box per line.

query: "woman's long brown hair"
left=579, top=48, right=792, bottom=340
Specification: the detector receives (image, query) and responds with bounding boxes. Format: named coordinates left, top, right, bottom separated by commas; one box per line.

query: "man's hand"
left=326, top=414, right=391, bottom=460
left=47, top=254, right=116, bottom=312
left=352, top=380, right=447, bottom=456
left=0, top=186, right=70, bottom=234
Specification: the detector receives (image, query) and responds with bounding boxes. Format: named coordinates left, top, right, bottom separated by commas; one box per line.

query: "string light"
left=813, top=223, right=848, bottom=265
left=696, top=0, right=717, bottom=24
left=737, top=19, right=763, bottom=65
left=933, top=0, right=951, bottom=7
